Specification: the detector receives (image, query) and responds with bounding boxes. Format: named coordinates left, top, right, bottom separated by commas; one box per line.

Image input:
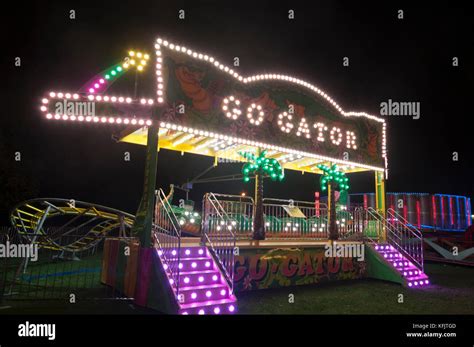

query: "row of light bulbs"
left=44, top=113, right=152, bottom=125
left=156, top=121, right=383, bottom=171
left=44, top=92, right=154, bottom=105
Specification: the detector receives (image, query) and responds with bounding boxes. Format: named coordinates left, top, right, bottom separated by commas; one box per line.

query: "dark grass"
left=1, top=263, right=474, bottom=314
left=236, top=263, right=474, bottom=314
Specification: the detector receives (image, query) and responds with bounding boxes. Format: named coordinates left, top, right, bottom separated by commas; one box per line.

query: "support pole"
left=375, top=171, right=386, bottom=241
left=253, top=148, right=265, bottom=240
left=132, top=122, right=159, bottom=247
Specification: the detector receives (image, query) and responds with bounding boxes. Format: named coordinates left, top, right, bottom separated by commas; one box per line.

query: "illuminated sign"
left=39, top=36, right=387, bottom=170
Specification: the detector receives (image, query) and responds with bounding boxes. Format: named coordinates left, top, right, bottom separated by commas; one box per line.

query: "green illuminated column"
left=375, top=171, right=386, bottom=241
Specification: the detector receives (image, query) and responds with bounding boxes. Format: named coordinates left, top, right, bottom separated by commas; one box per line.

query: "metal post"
left=132, top=122, right=160, bottom=247
left=375, top=171, right=386, bottom=241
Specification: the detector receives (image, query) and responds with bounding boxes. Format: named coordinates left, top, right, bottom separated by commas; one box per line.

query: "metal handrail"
left=386, top=208, right=424, bottom=272
left=386, top=208, right=423, bottom=239
left=202, top=193, right=236, bottom=293
left=210, top=193, right=255, bottom=204
left=367, top=207, right=423, bottom=272
left=154, top=188, right=181, bottom=298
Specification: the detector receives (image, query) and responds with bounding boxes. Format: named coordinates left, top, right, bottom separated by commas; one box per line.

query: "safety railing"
left=203, top=195, right=380, bottom=240
left=201, top=193, right=236, bottom=293
left=386, top=208, right=424, bottom=272
left=263, top=198, right=328, bottom=239
left=262, top=198, right=370, bottom=240
left=153, top=188, right=181, bottom=297
left=203, top=193, right=254, bottom=239
left=361, top=207, right=386, bottom=242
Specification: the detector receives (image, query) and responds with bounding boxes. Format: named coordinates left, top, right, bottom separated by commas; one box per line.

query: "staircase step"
left=179, top=297, right=237, bottom=315
left=406, top=277, right=430, bottom=287
left=179, top=283, right=229, bottom=303
left=157, top=247, right=209, bottom=260
left=166, top=257, right=214, bottom=272
left=177, top=270, right=222, bottom=286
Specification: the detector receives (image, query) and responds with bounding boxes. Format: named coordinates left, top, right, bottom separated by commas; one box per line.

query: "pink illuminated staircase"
left=158, top=246, right=237, bottom=315
left=373, top=244, right=430, bottom=287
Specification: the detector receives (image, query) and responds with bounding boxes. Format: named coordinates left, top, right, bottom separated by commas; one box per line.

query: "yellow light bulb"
left=123, top=63, right=129, bottom=68
left=137, top=65, right=143, bottom=71
left=129, top=51, right=135, bottom=57
left=137, top=52, right=142, bottom=58
left=130, top=59, right=135, bottom=65
left=141, top=59, right=146, bottom=65
left=144, top=54, right=150, bottom=60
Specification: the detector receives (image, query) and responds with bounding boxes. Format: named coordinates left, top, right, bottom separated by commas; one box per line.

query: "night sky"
left=2, top=1, right=473, bottom=222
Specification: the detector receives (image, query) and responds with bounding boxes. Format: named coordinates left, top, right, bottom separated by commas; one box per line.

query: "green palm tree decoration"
left=240, top=149, right=284, bottom=240
left=317, top=163, right=350, bottom=240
